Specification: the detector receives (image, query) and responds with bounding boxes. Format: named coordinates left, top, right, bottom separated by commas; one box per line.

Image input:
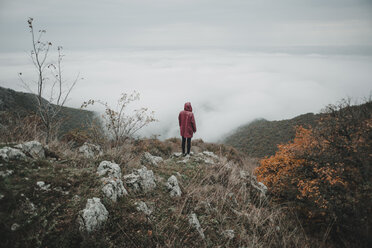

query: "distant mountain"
left=0, top=86, right=96, bottom=135
left=223, top=113, right=321, bottom=158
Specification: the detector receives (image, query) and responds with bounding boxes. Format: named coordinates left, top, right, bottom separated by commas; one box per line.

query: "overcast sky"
left=0, top=0, right=371, bottom=141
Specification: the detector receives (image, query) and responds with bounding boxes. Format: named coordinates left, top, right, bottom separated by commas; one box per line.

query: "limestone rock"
left=78, top=142, right=103, bottom=159
left=202, top=151, right=219, bottom=159
left=0, top=169, right=14, bottom=178
left=15, top=141, right=45, bottom=159
left=101, top=177, right=127, bottom=202
left=135, top=201, right=152, bottom=216
left=166, top=175, right=182, bottom=197
left=36, top=181, right=51, bottom=191
left=79, top=197, right=108, bottom=232
left=188, top=213, right=205, bottom=239
left=141, top=152, right=163, bottom=167
left=11, top=223, right=20, bottom=231
left=251, top=180, right=268, bottom=197
left=97, top=161, right=121, bottom=178
left=97, top=161, right=127, bottom=202
left=222, top=229, right=235, bottom=239
left=123, top=167, right=156, bottom=192
left=0, top=147, right=26, bottom=161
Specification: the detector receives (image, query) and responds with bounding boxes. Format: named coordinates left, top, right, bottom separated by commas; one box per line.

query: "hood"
left=184, top=102, right=192, bottom=112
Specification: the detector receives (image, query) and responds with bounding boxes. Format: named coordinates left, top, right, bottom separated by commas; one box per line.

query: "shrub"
left=255, top=99, right=372, bottom=247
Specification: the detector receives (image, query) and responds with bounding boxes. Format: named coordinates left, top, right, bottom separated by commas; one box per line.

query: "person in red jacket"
left=178, top=102, right=197, bottom=156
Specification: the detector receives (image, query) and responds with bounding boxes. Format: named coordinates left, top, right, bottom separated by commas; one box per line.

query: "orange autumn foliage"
left=255, top=99, right=372, bottom=246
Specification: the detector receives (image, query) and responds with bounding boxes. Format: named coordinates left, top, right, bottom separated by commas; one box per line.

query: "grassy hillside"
left=224, top=113, right=321, bottom=158
left=0, top=86, right=96, bottom=136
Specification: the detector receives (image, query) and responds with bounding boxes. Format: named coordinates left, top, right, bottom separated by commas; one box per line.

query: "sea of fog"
left=1, top=48, right=371, bottom=142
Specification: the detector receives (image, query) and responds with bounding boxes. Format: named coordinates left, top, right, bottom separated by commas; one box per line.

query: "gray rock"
left=97, top=161, right=121, bottom=178
left=78, top=142, right=103, bottom=159
left=222, top=229, right=235, bottom=239
left=36, top=181, right=51, bottom=191
left=11, top=223, right=20, bottom=231
left=97, top=161, right=127, bottom=202
left=123, top=167, right=156, bottom=192
left=15, top=141, right=45, bottom=159
left=0, top=194, right=4, bottom=200
left=202, top=151, right=219, bottom=159
left=251, top=180, right=268, bottom=197
left=0, top=147, right=26, bottom=161
left=101, top=177, right=127, bottom=202
left=141, top=152, right=163, bottom=167
left=135, top=201, right=152, bottom=216
left=171, top=152, right=183, bottom=158
left=166, top=175, right=182, bottom=197
left=188, top=213, right=205, bottom=239
left=0, top=169, right=14, bottom=178
left=78, top=197, right=108, bottom=232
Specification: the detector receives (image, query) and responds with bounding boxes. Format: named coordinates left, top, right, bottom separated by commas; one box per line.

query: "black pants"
left=182, top=137, right=191, bottom=154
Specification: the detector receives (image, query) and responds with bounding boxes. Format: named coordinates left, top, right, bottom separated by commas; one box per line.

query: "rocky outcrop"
left=123, top=167, right=156, bottom=192
left=166, top=175, right=182, bottom=197
left=15, top=141, right=45, bottom=159
left=188, top=213, right=205, bottom=239
left=97, top=161, right=127, bottom=202
left=141, top=152, right=163, bottom=167
left=78, top=197, right=108, bottom=233
left=0, top=147, right=26, bottom=161
left=78, top=142, right=103, bottom=159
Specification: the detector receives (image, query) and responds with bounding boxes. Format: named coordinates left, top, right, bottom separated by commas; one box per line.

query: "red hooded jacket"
left=179, top=102, right=197, bottom=138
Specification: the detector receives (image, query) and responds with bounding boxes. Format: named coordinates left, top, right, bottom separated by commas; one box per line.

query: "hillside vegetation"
left=224, top=112, right=320, bottom=158
left=0, top=86, right=96, bottom=139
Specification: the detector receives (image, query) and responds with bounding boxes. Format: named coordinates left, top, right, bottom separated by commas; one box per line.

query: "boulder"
left=97, top=161, right=127, bottom=202
left=188, top=213, right=205, bottom=239
left=135, top=201, right=152, bottom=216
left=78, top=142, right=103, bottom=159
left=166, top=175, right=182, bottom=197
left=141, top=152, right=163, bottom=167
left=101, top=177, right=127, bottom=202
left=123, top=167, right=156, bottom=192
left=78, top=197, right=108, bottom=232
left=15, top=141, right=45, bottom=159
left=97, top=161, right=121, bottom=178
left=0, top=147, right=26, bottom=161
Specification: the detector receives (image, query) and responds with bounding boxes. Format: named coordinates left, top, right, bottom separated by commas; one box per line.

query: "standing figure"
left=178, top=102, right=197, bottom=156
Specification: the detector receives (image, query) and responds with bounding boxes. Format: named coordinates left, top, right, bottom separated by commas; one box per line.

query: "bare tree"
left=19, top=17, right=81, bottom=143
left=81, top=91, right=156, bottom=147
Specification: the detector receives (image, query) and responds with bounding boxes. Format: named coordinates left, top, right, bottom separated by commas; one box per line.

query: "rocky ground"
left=0, top=140, right=315, bottom=248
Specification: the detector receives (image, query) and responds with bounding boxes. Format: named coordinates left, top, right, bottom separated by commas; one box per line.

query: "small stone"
left=0, top=194, right=4, bottom=200
left=11, top=223, right=20, bottom=231
left=0, top=169, right=14, bottom=178
left=36, top=181, right=51, bottom=191
left=188, top=213, right=205, bottom=239
left=141, top=152, right=163, bottom=167
left=222, top=229, right=235, bottom=239
left=135, top=201, right=152, bottom=216
left=166, top=175, right=182, bottom=197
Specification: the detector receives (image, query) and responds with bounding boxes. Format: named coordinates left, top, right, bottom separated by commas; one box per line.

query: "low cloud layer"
left=1, top=49, right=371, bottom=142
